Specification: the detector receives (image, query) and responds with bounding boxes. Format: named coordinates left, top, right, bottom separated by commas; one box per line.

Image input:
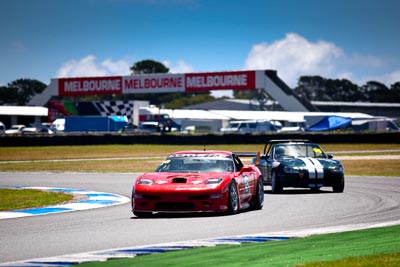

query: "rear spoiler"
left=233, top=152, right=261, bottom=165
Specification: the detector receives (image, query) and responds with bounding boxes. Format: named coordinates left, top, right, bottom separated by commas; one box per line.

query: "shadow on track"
left=263, top=187, right=336, bottom=195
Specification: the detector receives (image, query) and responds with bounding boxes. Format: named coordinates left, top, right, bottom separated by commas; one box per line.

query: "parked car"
left=220, top=120, right=282, bottom=134
left=0, top=121, right=5, bottom=134
left=50, top=118, right=65, bottom=133
left=21, top=126, right=38, bottom=135
left=138, top=120, right=180, bottom=132
left=21, top=123, right=53, bottom=135
left=138, top=121, right=160, bottom=132
left=121, top=124, right=154, bottom=134
left=131, top=150, right=264, bottom=217
left=121, top=124, right=139, bottom=132
left=5, top=124, right=26, bottom=135
left=252, top=139, right=345, bottom=193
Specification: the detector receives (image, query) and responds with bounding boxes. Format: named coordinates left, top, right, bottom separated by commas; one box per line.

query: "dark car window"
left=156, top=157, right=234, bottom=173
left=273, top=144, right=327, bottom=159
left=233, top=155, right=243, bottom=171
left=307, top=145, right=327, bottom=158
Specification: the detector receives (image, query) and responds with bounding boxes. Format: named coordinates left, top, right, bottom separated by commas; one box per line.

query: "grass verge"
left=1, top=143, right=399, bottom=161
left=0, top=144, right=399, bottom=175
left=0, top=188, right=73, bottom=211
left=78, top=225, right=400, bottom=267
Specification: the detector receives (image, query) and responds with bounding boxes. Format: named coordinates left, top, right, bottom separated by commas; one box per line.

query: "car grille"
left=155, top=202, right=195, bottom=210
left=142, top=195, right=162, bottom=200
left=188, top=195, right=209, bottom=200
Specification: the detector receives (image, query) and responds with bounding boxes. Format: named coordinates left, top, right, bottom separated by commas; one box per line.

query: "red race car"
left=131, top=150, right=264, bottom=217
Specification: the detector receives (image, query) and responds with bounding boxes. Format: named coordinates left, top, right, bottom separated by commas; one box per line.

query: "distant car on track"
left=131, top=150, right=264, bottom=217
left=253, top=140, right=345, bottom=193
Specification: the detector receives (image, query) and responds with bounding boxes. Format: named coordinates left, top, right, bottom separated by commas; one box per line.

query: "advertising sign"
left=185, top=71, right=256, bottom=92
left=57, top=71, right=258, bottom=96
left=58, top=76, right=123, bottom=96
left=123, top=74, right=185, bottom=94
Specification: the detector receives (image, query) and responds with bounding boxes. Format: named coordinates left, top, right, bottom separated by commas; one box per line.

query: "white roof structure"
left=312, top=101, right=400, bottom=108
left=163, top=109, right=230, bottom=120
left=210, top=110, right=306, bottom=122
left=0, top=106, right=48, bottom=116
left=156, top=108, right=375, bottom=123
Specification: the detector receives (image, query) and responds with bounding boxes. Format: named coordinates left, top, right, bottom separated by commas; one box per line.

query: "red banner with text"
left=185, top=71, right=256, bottom=92
left=57, top=71, right=257, bottom=96
left=58, top=76, right=123, bottom=96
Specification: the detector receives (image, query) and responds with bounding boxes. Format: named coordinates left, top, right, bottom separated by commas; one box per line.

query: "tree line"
left=294, top=76, right=400, bottom=103
left=1, top=60, right=399, bottom=107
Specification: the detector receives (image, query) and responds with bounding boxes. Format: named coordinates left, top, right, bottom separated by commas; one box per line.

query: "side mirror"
left=240, top=166, right=253, bottom=173
left=328, top=153, right=334, bottom=159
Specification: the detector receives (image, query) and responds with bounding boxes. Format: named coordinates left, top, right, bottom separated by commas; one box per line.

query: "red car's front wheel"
left=227, top=181, right=239, bottom=215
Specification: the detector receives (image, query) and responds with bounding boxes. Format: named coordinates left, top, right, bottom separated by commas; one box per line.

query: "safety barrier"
left=0, top=132, right=398, bottom=146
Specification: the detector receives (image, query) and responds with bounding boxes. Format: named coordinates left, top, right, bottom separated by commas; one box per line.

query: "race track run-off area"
left=0, top=186, right=130, bottom=220
left=0, top=172, right=400, bottom=266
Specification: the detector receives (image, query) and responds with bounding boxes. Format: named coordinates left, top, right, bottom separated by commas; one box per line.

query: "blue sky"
left=1, top=0, right=399, bottom=93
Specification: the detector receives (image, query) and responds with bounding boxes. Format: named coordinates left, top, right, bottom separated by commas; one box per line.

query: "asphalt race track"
left=1, top=172, right=400, bottom=264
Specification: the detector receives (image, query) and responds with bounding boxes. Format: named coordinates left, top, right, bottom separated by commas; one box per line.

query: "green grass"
left=1, top=143, right=399, bottom=161
left=0, top=143, right=399, bottom=175
left=0, top=188, right=73, bottom=211
left=297, top=253, right=400, bottom=267
left=78, top=225, right=400, bottom=267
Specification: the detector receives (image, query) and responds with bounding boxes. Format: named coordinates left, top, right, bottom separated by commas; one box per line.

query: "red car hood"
left=136, top=172, right=232, bottom=190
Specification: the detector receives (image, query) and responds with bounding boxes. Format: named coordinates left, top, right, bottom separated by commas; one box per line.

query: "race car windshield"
left=155, top=157, right=234, bottom=173
left=274, top=144, right=327, bottom=159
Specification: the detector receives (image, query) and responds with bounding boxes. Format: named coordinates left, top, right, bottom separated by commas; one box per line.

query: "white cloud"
left=163, top=60, right=194, bottom=73
left=360, top=70, right=400, bottom=86
left=386, top=71, right=400, bottom=85
left=56, top=55, right=131, bottom=78
left=245, top=33, right=343, bottom=87
left=336, top=71, right=355, bottom=82
left=101, top=58, right=131, bottom=75
left=57, top=56, right=195, bottom=79
left=348, top=53, right=386, bottom=68
left=244, top=33, right=400, bottom=87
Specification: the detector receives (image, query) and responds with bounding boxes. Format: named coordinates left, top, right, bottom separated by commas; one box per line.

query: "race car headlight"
left=329, top=165, right=344, bottom=172
left=283, top=166, right=300, bottom=173
left=205, top=178, right=223, bottom=185
left=137, top=179, right=154, bottom=185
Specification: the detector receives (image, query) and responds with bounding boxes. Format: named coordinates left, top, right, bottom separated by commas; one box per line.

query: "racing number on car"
left=242, top=174, right=250, bottom=194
